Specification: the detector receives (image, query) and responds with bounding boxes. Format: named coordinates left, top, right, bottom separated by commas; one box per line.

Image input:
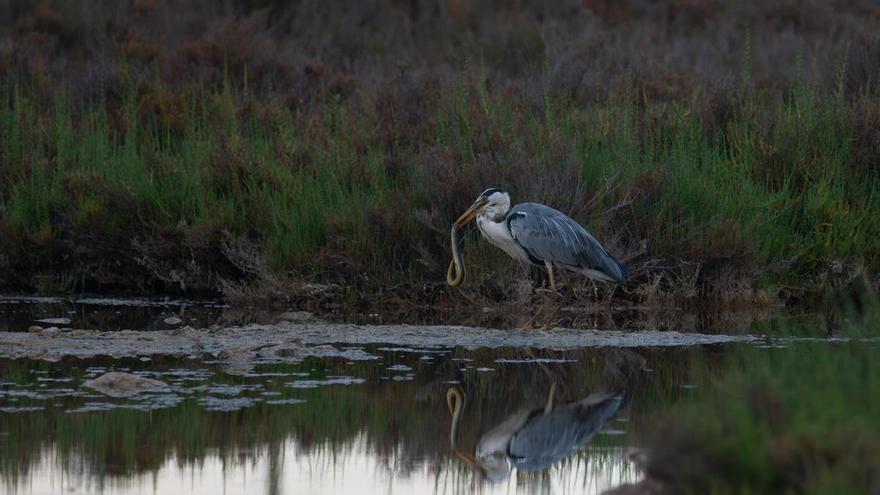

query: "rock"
left=35, top=317, right=71, bottom=326
left=217, top=348, right=255, bottom=375
left=277, top=311, right=313, bottom=322
left=172, top=325, right=196, bottom=337
left=266, top=338, right=302, bottom=359
left=41, top=327, right=62, bottom=338
left=82, top=371, right=169, bottom=398
left=28, top=325, right=43, bottom=333
left=163, top=316, right=183, bottom=326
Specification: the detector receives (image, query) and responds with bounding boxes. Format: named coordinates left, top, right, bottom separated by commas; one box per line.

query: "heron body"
left=451, top=188, right=628, bottom=288
left=475, top=213, right=532, bottom=265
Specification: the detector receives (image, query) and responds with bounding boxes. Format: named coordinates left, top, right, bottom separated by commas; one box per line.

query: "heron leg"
left=521, top=289, right=560, bottom=330
left=534, top=262, right=563, bottom=329
left=538, top=301, right=561, bottom=330
left=519, top=264, right=561, bottom=330
left=544, top=261, right=556, bottom=293
left=557, top=269, right=575, bottom=299
left=519, top=309, right=543, bottom=330
left=544, top=383, right=557, bottom=414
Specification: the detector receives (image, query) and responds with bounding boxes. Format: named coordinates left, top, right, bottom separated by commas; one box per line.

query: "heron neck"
left=480, top=208, right=508, bottom=223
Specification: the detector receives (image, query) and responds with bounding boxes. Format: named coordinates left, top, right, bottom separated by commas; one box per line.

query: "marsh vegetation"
left=1, top=2, right=880, bottom=494
left=0, top=1, right=878, bottom=312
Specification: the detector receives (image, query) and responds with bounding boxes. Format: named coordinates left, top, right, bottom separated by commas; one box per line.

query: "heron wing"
left=506, top=394, right=623, bottom=470
left=507, top=203, right=628, bottom=282
left=475, top=409, right=534, bottom=458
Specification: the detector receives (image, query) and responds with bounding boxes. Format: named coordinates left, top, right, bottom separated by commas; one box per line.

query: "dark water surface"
left=0, top=340, right=721, bottom=495
left=2, top=296, right=814, bottom=494
left=0, top=295, right=230, bottom=333
left=0, top=294, right=795, bottom=334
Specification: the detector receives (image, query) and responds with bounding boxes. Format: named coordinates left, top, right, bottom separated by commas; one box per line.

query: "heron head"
left=454, top=188, right=510, bottom=227
left=480, top=452, right=513, bottom=482
left=455, top=450, right=512, bottom=482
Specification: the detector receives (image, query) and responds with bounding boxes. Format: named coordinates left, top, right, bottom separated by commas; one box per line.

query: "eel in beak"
left=447, top=198, right=487, bottom=287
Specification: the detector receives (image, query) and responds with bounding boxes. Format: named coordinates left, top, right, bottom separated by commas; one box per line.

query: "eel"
left=446, top=224, right=466, bottom=287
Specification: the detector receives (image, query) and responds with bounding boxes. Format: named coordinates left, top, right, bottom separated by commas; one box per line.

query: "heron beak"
left=454, top=198, right=487, bottom=228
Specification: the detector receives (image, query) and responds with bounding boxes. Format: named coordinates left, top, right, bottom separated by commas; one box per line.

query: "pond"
left=0, top=342, right=726, bottom=494
left=0, top=296, right=828, bottom=495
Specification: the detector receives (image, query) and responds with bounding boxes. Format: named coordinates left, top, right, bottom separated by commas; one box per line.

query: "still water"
left=0, top=341, right=716, bottom=495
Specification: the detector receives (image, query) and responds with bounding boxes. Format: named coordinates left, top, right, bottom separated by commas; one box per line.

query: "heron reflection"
left=447, top=385, right=623, bottom=481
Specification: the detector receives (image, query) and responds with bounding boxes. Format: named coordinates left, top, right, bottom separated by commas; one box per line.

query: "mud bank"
left=0, top=323, right=759, bottom=363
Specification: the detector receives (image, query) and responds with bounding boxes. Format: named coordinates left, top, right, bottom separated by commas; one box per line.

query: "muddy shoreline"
left=0, top=323, right=760, bottom=363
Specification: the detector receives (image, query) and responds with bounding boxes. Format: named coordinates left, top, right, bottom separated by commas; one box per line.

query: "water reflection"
left=448, top=386, right=623, bottom=483
left=0, top=345, right=712, bottom=494
left=16, top=435, right=637, bottom=495
left=0, top=295, right=792, bottom=334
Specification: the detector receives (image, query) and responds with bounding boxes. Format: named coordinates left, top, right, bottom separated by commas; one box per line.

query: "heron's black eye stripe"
left=480, top=188, right=502, bottom=198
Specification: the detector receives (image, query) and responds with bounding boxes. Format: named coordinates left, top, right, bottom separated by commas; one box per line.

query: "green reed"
left=0, top=70, right=877, bottom=295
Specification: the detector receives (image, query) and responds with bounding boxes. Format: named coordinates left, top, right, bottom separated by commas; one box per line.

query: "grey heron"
left=447, top=188, right=628, bottom=291
left=447, top=386, right=623, bottom=482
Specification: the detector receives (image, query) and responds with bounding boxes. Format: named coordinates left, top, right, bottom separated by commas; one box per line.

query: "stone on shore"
left=82, top=371, right=170, bottom=398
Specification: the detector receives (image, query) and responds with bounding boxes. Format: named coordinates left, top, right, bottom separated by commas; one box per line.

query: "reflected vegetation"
left=0, top=345, right=719, bottom=494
